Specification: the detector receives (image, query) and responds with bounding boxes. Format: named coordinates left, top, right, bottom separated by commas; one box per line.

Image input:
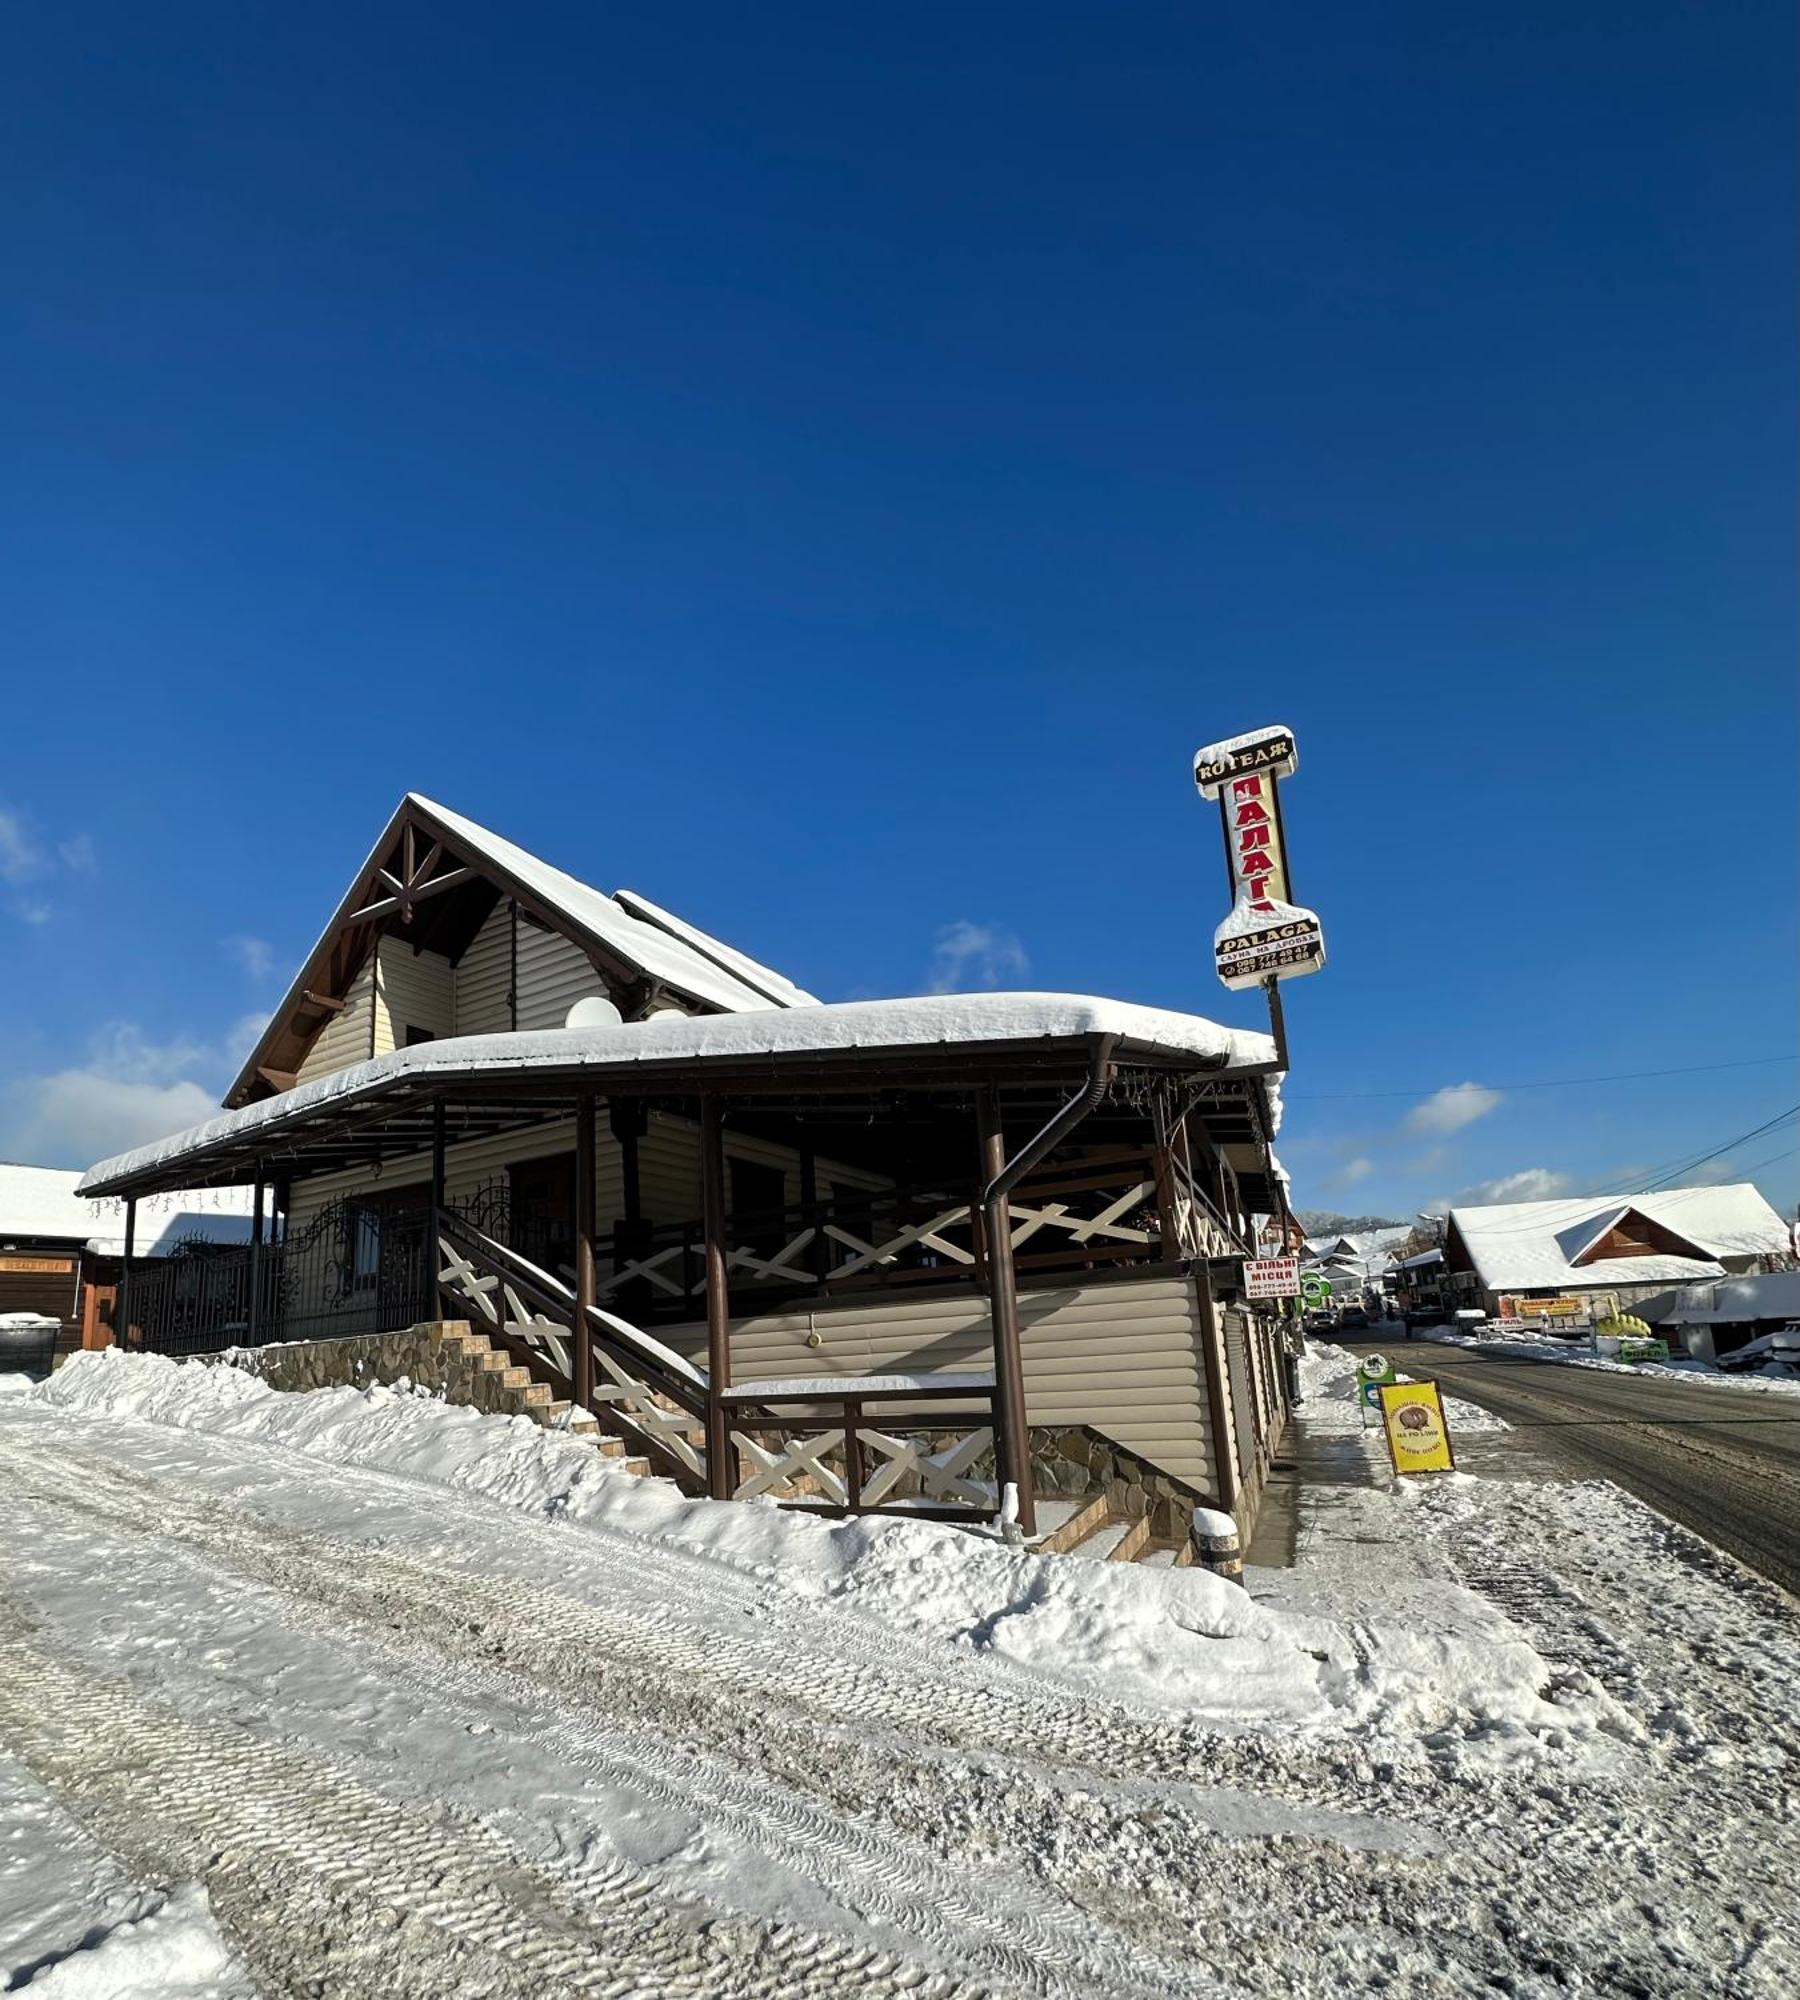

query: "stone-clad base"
left=1029, top=1428, right=1211, bottom=1543
left=206, top=1321, right=573, bottom=1427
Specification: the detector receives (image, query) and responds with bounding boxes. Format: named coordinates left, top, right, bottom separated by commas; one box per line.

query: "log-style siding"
left=514, top=921, right=607, bottom=1032
left=652, top=1274, right=1224, bottom=1495
left=454, top=899, right=514, bottom=1036
left=374, top=940, right=454, bottom=1053
left=295, top=957, right=379, bottom=1084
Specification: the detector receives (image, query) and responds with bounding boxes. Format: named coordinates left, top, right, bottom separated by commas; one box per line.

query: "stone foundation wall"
left=906, top=1422, right=1212, bottom=1541
left=1029, top=1427, right=1210, bottom=1542
left=209, top=1320, right=566, bottom=1426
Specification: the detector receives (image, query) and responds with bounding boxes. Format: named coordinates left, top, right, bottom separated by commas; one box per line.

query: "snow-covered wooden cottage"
left=79, top=795, right=1295, bottom=1553
left=0, top=1164, right=252, bottom=1363
left=1441, top=1185, right=1791, bottom=1322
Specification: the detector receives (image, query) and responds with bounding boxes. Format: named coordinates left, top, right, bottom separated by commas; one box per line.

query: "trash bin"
left=0, top=1312, right=60, bottom=1377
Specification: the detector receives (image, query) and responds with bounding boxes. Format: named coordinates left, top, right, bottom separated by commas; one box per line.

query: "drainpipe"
left=978, top=1034, right=1120, bottom=1538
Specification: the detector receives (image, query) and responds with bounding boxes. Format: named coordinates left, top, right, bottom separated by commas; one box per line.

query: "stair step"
left=1110, top=1514, right=1153, bottom=1563
left=1035, top=1493, right=1113, bottom=1556
left=1065, top=1516, right=1136, bottom=1562
left=544, top=1402, right=600, bottom=1434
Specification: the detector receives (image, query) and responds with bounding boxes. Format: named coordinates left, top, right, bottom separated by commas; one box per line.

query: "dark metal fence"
left=121, top=1200, right=434, bottom=1358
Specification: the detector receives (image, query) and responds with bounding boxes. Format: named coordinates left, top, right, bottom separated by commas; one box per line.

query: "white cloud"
left=0, top=1070, right=220, bottom=1170
left=0, top=1018, right=253, bottom=1170
left=927, top=920, right=1029, bottom=995
left=0, top=803, right=97, bottom=923
left=1404, top=1081, right=1503, bottom=1137
left=224, top=1011, right=271, bottom=1065
left=0, top=808, right=45, bottom=883
left=1459, top=1167, right=1573, bottom=1204
left=1328, top=1156, right=1375, bottom=1190
left=225, top=934, right=276, bottom=981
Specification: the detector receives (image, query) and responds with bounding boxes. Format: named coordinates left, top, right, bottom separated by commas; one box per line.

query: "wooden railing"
left=436, top=1209, right=710, bottom=1487
left=598, top=1148, right=1217, bottom=1320
left=720, top=1376, right=999, bottom=1520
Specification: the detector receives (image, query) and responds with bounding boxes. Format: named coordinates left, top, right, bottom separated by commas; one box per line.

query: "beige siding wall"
left=454, top=900, right=514, bottom=1036
left=653, top=1275, right=1222, bottom=1495
left=514, top=921, right=607, bottom=1032
left=295, top=957, right=377, bottom=1084
left=374, top=940, right=454, bottom=1054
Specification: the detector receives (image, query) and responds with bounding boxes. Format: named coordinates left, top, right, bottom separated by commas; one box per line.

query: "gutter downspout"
left=978, top=1035, right=1120, bottom=1540
left=979, top=1034, right=1123, bottom=1214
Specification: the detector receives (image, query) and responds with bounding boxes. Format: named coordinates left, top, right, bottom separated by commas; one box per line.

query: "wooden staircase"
left=1031, top=1492, right=1195, bottom=1568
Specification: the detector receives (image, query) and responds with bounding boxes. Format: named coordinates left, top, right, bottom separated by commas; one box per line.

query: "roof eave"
left=83, top=1028, right=1255, bottom=1201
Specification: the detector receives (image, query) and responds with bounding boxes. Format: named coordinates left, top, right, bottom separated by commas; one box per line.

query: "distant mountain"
left=1294, top=1210, right=1405, bottom=1236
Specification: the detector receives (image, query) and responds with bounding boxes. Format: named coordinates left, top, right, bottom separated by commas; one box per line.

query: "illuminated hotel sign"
left=1193, top=723, right=1327, bottom=992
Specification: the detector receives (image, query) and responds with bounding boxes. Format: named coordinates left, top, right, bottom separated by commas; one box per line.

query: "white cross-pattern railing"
left=721, top=1377, right=999, bottom=1516
left=730, top=1425, right=995, bottom=1509
left=437, top=1212, right=709, bottom=1483
left=1167, top=1155, right=1248, bottom=1259
left=596, top=1168, right=1185, bottom=1308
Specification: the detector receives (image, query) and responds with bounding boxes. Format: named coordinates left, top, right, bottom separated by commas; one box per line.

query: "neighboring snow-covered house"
left=1442, top=1184, right=1790, bottom=1319
left=1301, top=1227, right=1410, bottom=1296
left=80, top=794, right=1296, bottom=1549
left=1655, top=1271, right=1800, bottom=1362
left=0, top=1163, right=252, bottom=1356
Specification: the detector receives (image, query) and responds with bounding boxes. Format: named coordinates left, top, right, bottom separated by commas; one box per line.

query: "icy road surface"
left=1, top=1356, right=1797, bottom=1997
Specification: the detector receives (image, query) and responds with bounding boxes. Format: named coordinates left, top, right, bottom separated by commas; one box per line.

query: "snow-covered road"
left=2, top=1354, right=1797, bottom=1996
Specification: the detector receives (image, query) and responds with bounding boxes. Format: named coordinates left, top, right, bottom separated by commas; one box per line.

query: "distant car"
left=1337, top=1305, right=1369, bottom=1330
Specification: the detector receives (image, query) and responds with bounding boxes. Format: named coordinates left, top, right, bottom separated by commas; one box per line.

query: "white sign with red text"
left=1194, top=723, right=1327, bottom=991
left=1243, top=1255, right=1302, bottom=1299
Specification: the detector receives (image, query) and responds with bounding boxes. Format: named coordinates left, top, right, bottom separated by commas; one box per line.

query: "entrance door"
left=508, top=1154, right=577, bottom=1281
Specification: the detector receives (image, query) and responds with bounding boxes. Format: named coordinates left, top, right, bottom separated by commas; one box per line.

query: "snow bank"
left=31, top=1351, right=1582, bottom=1754
left=1418, top=1327, right=1800, bottom=1397
left=16, top=1885, right=244, bottom=1999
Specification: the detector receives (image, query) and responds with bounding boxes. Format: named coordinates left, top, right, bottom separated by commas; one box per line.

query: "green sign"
left=1617, top=1337, right=1670, bottom=1365
left=1301, top=1273, right=1332, bottom=1304
left=1355, top=1354, right=1397, bottom=1409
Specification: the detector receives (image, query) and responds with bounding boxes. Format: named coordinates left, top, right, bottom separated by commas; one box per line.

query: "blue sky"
left=1, top=2, right=1794, bottom=1215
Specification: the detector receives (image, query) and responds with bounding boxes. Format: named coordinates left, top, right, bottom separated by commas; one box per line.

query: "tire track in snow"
left=0, top=1610, right=984, bottom=2000
left=0, top=1438, right=1217, bottom=1999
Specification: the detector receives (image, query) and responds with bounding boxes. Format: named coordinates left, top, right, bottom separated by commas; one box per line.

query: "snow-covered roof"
left=1447, top=1185, right=1789, bottom=1292
left=228, top=793, right=818, bottom=1108
left=0, top=1163, right=254, bottom=1258
left=415, top=798, right=819, bottom=1015
left=1659, top=1271, right=1800, bottom=1327
left=84, top=994, right=1280, bottom=1196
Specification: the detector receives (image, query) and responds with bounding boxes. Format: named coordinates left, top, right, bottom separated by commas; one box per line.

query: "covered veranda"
left=80, top=996, right=1288, bottom=1536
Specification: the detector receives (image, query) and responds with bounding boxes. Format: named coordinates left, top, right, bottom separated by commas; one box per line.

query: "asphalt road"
left=1339, top=1338, right=1800, bottom=1598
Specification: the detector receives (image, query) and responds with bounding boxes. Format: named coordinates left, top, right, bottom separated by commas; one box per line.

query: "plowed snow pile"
left=1, top=1347, right=1795, bottom=1997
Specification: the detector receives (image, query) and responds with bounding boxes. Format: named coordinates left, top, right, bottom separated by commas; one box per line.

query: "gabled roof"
left=0, top=1162, right=252, bottom=1257
left=227, top=794, right=817, bottom=1107
left=1446, top=1184, right=1788, bottom=1292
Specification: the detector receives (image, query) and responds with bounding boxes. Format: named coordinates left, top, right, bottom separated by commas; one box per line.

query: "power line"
left=1286, top=1053, right=1795, bottom=1103
left=1720, top=1142, right=1799, bottom=1182
left=1419, top=1105, right=1799, bottom=1236
left=1640, top=1106, right=1800, bottom=1192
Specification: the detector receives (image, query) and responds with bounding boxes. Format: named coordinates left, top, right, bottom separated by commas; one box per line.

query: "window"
left=404, top=1025, right=436, bottom=1047
left=729, top=1157, right=787, bottom=1260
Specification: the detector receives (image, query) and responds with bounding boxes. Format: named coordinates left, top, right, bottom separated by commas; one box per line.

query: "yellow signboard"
left=0, top=1255, right=74, bottom=1275
left=1502, top=1295, right=1586, bottom=1321
left=1376, top=1380, right=1456, bottom=1476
